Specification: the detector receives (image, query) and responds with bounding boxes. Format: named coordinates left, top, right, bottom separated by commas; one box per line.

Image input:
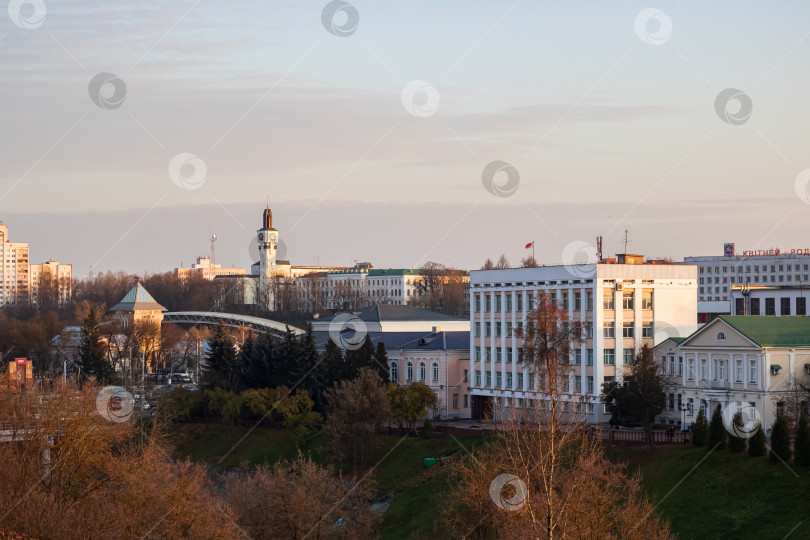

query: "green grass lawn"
left=609, top=445, right=810, bottom=540
left=172, top=422, right=326, bottom=467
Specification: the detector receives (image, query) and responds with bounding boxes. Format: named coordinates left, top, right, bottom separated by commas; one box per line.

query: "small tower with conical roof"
left=108, top=281, right=167, bottom=328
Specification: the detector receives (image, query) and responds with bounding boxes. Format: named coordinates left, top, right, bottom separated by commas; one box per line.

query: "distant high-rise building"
left=0, top=221, right=73, bottom=308
left=0, top=221, right=30, bottom=306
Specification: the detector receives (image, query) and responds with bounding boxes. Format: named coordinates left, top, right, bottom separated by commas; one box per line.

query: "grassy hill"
left=172, top=424, right=810, bottom=539
left=171, top=423, right=489, bottom=539
left=610, top=445, right=810, bottom=540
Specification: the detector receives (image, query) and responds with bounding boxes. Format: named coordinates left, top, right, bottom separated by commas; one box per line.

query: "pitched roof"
left=718, top=315, right=810, bottom=347
left=109, top=283, right=167, bottom=313
left=312, top=330, right=470, bottom=350
left=318, top=304, right=465, bottom=324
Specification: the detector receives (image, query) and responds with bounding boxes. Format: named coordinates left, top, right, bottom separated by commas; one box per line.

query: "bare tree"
left=520, top=255, right=539, bottom=268
left=224, top=453, right=378, bottom=539
left=481, top=258, right=495, bottom=270
left=495, top=254, right=511, bottom=269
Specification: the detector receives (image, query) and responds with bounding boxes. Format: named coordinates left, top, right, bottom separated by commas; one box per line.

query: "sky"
left=2, top=1, right=810, bottom=277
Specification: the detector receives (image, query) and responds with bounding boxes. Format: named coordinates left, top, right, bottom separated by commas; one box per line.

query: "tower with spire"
left=257, top=201, right=280, bottom=308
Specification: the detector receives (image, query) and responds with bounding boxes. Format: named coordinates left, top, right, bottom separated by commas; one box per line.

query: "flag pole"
left=532, top=241, right=535, bottom=262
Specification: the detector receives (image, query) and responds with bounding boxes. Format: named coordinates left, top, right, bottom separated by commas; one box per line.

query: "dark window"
left=735, top=297, right=745, bottom=314
left=750, top=298, right=760, bottom=315
left=765, top=298, right=775, bottom=315
left=797, top=297, right=807, bottom=315
left=781, top=297, right=791, bottom=315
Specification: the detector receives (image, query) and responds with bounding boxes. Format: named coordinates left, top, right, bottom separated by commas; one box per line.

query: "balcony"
left=709, top=380, right=728, bottom=390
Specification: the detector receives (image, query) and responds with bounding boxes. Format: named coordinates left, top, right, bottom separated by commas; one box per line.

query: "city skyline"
left=2, top=1, right=810, bottom=275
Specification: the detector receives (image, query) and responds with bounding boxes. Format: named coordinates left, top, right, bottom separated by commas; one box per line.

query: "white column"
left=615, top=285, right=623, bottom=381
left=763, top=352, right=769, bottom=391
left=789, top=350, right=795, bottom=389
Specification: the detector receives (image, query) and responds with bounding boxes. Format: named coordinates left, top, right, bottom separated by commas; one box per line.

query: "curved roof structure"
left=162, top=311, right=305, bottom=337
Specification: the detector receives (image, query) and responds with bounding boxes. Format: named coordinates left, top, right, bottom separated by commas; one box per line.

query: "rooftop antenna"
left=209, top=229, right=218, bottom=265
left=621, top=230, right=632, bottom=255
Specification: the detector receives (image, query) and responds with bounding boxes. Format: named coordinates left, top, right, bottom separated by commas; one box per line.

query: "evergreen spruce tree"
left=373, top=341, right=390, bottom=382
left=279, top=326, right=303, bottom=387
left=692, top=408, right=709, bottom=447
left=727, top=411, right=747, bottom=453
left=794, top=412, right=810, bottom=466
left=234, top=333, right=255, bottom=391
left=77, top=306, right=114, bottom=384
left=708, top=404, right=727, bottom=450
left=770, top=414, right=792, bottom=463
left=748, top=421, right=767, bottom=457
left=203, top=321, right=238, bottom=391
left=295, top=325, right=327, bottom=412
left=321, top=338, right=345, bottom=387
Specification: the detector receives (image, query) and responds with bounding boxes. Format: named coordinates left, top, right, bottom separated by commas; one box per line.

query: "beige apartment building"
left=29, top=260, right=72, bottom=308
left=469, top=255, right=697, bottom=422
left=656, top=316, right=810, bottom=432
left=0, top=221, right=30, bottom=306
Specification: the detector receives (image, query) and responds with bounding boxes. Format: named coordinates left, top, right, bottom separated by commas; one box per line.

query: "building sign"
left=724, top=246, right=810, bottom=257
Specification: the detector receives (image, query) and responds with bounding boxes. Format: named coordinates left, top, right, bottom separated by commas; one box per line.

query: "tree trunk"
left=645, top=416, right=655, bottom=450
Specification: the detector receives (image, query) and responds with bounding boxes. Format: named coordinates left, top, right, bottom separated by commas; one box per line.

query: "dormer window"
left=716, top=331, right=727, bottom=342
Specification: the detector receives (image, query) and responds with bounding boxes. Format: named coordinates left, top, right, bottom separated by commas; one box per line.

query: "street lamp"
left=679, top=402, right=688, bottom=431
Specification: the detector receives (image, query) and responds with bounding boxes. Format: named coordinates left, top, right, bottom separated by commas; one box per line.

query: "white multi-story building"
left=176, top=256, right=246, bottom=281
left=469, top=254, right=697, bottom=422
left=684, top=244, right=810, bottom=322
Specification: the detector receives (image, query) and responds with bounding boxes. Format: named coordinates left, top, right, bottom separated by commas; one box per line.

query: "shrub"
left=708, top=405, right=727, bottom=450
left=793, top=412, right=810, bottom=466
left=769, top=414, right=792, bottom=463
left=727, top=411, right=747, bottom=453
left=692, top=408, right=709, bottom=447
left=748, top=423, right=766, bottom=457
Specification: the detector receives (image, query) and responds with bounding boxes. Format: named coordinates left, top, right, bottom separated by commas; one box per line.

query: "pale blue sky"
left=1, top=1, right=809, bottom=275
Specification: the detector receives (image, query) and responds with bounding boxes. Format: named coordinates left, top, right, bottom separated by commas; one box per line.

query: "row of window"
left=474, top=289, right=654, bottom=312
left=734, top=296, right=807, bottom=316
left=389, top=361, right=469, bottom=385
left=701, top=264, right=809, bottom=274
left=661, top=354, right=759, bottom=384
left=700, top=274, right=810, bottom=284
left=475, top=346, right=635, bottom=366
left=474, top=320, right=654, bottom=339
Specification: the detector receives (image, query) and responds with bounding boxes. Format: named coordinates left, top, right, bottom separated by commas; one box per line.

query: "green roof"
left=109, top=283, right=167, bottom=313
left=718, top=316, right=810, bottom=347
left=367, top=269, right=422, bottom=276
